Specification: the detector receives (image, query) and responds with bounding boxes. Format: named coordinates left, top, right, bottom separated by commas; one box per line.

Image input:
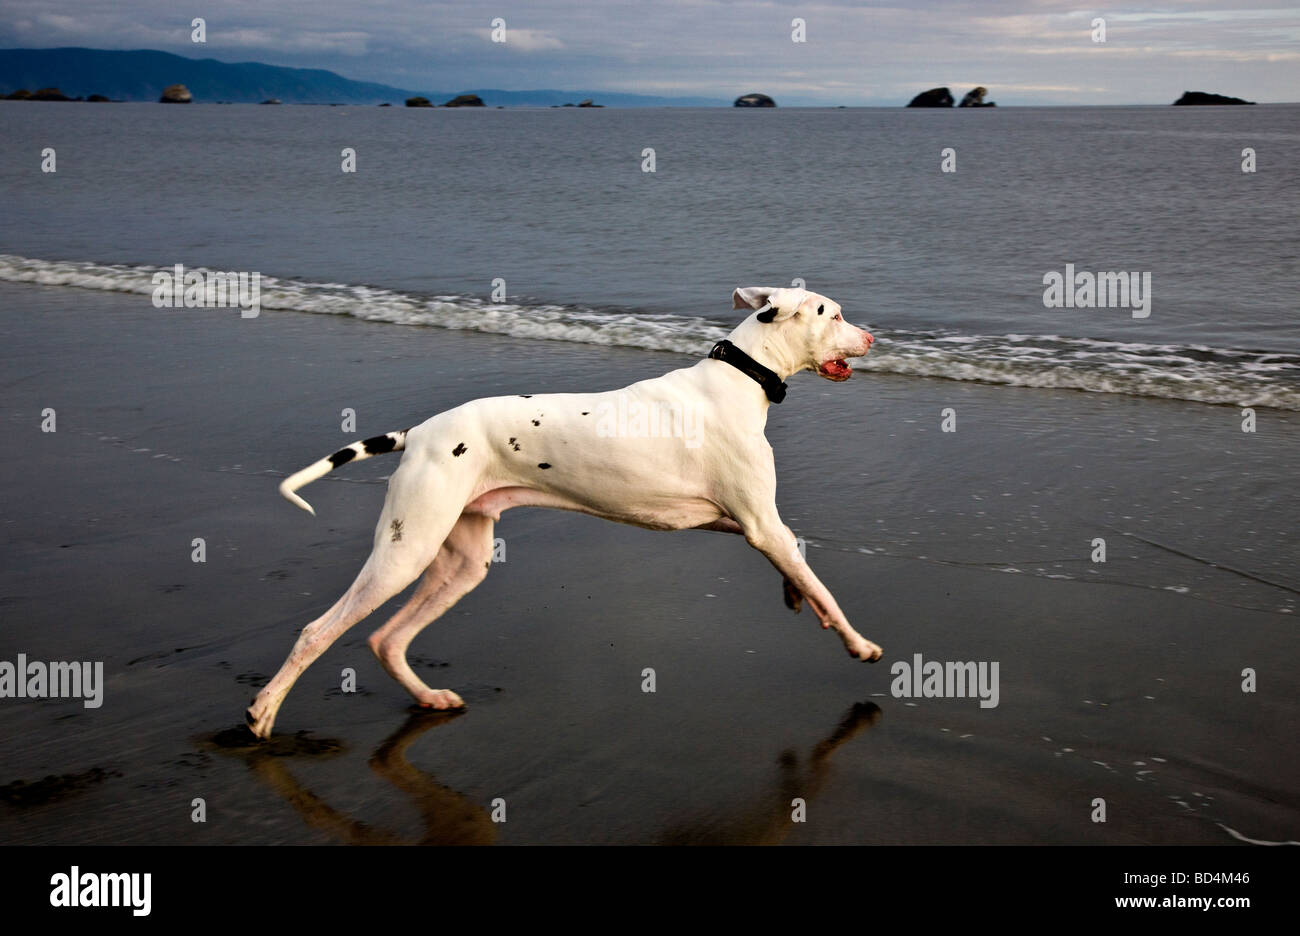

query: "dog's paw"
left=244, top=695, right=276, bottom=739
left=415, top=689, right=466, bottom=711
left=244, top=712, right=273, bottom=739
left=846, top=638, right=883, bottom=663
left=782, top=577, right=803, bottom=613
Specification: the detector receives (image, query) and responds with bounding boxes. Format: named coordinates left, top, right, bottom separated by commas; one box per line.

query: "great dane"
left=246, top=286, right=881, bottom=738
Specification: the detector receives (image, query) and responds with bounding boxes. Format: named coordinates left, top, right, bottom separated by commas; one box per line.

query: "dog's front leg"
left=736, top=512, right=882, bottom=662
left=696, top=516, right=804, bottom=612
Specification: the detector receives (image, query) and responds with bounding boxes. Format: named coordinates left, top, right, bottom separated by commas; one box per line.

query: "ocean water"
left=1, top=101, right=1298, bottom=409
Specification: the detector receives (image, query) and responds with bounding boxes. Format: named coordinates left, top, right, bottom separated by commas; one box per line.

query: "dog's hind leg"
left=366, top=512, right=495, bottom=709
left=247, top=460, right=470, bottom=738
left=245, top=558, right=419, bottom=738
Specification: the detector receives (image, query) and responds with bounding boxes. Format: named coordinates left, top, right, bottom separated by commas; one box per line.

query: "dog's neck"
left=724, top=318, right=804, bottom=381
left=708, top=339, right=787, bottom=403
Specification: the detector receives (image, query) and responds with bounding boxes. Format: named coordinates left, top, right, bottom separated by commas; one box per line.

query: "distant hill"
left=0, top=47, right=724, bottom=106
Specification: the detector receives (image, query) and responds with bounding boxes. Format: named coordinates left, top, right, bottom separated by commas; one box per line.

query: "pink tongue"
left=824, top=359, right=849, bottom=377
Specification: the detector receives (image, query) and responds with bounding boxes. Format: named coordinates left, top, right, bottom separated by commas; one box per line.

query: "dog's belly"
left=464, top=484, right=724, bottom=531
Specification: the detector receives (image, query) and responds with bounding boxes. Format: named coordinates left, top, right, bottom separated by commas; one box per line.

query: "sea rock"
left=907, top=87, right=953, bottom=107
left=32, top=87, right=71, bottom=101
left=577, top=98, right=603, bottom=107
left=86, top=94, right=110, bottom=102
left=159, top=84, right=192, bottom=103
left=405, top=96, right=433, bottom=107
left=734, top=92, right=776, bottom=107
left=260, top=98, right=281, bottom=105
left=958, top=86, right=996, bottom=107
left=443, top=94, right=484, bottom=107
left=5, top=89, right=32, bottom=100
left=1173, top=91, right=1255, bottom=106
left=379, top=102, right=392, bottom=107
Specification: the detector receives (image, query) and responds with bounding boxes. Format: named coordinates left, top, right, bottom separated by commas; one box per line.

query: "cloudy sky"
left=1, top=0, right=1297, bottom=105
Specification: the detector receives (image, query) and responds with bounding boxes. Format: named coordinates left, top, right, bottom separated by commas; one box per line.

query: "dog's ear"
left=732, top=287, right=775, bottom=311
left=733, top=287, right=799, bottom=323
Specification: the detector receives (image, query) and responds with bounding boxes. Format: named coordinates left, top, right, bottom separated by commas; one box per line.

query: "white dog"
left=246, top=286, right=881, bottom=738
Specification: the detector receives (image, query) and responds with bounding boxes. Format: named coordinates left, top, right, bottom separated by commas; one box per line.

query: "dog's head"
left=731, top=286, right=874, bottom=381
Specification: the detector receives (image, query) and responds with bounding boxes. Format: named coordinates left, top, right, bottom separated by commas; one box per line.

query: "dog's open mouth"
left=817, top=359, right=852, bottom=381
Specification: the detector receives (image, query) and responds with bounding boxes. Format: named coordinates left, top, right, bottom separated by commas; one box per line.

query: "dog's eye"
left=818, top=305, right=824, bottom=315
left=834, top=314, right=842, bottom=321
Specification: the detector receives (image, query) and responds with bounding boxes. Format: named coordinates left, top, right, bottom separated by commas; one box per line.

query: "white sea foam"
left=3, top=254, right=1298, bottom=410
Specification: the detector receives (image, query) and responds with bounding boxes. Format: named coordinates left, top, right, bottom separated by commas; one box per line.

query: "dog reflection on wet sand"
left=238, top=711, right=495, bottom=846
left=660, top=701, right=882, bottom=845
left=223, top=701, right=880, bottom=845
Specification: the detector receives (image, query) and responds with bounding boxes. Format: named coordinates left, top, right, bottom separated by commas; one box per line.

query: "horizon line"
left=0, top=45, right=1287, bottom=107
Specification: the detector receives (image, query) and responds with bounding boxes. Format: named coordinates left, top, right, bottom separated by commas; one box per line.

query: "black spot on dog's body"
left=531, top=419, right=540, bottom=426
left=538, top=463, right=551, bottom=470
left=519, top=394, right=532, bottom=398
left=756, top=308, right=777, bottom=323
left=452, top=442, right=467, bottom=457
left=581, top=411, right=589, bottom=416
left=390, top=519, right=404, bottom=542
left=363, top=434, right=398, bottom=455
left=508, top=437, right=521, bottom=452
left=329, top=447, right=356, bottom=467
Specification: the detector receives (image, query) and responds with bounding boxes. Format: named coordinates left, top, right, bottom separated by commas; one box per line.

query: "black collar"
left=708, top=339, right=787, bottom=404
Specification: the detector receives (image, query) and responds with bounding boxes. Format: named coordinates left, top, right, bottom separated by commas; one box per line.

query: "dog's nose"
left=861, top=329, right=874, bottom=348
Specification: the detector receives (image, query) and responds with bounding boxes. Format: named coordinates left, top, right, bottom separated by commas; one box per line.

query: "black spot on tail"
left=538, top=462, right=551, bottom=470
left=452, top=442, right=467, bottom=457
left=329, top=447, right=356, bottom=467
left=363, top=434, right=398, bottom=455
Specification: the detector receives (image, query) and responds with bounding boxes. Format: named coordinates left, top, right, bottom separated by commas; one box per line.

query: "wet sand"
left=1, top=282, right=1296, bottom=844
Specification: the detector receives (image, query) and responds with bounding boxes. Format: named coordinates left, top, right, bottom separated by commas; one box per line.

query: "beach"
left=1, top=281, right=1295, bottom=845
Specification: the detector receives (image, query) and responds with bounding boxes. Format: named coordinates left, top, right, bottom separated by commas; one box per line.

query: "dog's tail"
left=279, top=429, right=409, bottom=516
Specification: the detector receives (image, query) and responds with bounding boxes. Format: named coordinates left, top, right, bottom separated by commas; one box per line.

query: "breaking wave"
left=3, top=253, right=1297, bottom=410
